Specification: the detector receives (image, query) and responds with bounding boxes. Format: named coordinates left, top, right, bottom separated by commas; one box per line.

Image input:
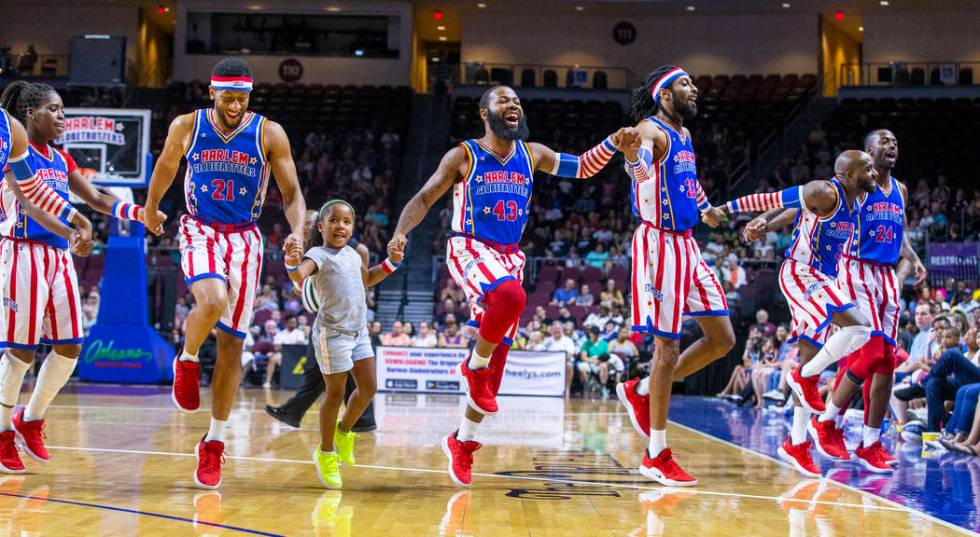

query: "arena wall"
left=461, top=11, right=819, bottom=79
left=863, top=9, right=980, bottom=64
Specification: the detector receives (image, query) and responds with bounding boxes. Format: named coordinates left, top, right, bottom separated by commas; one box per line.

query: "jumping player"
left=752, top=130, right=925, bottom=472
left=0, top=82, right=147, bottom=473
left=613, top=66, right=736, bottom=487
left=710, top=150, right=877, bottom=476
left=143, top=58, right=306, bottom=489
left=387, top=85, right=633, bottom=486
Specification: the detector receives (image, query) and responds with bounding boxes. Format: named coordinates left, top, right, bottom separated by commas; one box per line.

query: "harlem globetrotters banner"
left=376, top=346, right=566, bottom=397
left=54, top=108, right=151, bottom=186
left=927, top=242, right=980, bottom=286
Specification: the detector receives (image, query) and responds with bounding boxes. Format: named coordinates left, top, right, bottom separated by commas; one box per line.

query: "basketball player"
left=143, top=58, right=306, bottom=489
left=0, top=82, right=148, bottom=473
left=749, top=130, right=925, bottom=472
left=613, top=66, right=735, bottom=487
left=709, top=150, right=877, bottom=476
left=386, top=85, right=634, bottom=486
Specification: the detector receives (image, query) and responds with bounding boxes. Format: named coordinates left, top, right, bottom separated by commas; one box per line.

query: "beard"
left=664, top=89, right=698, bottom=120
left=487, top=113, right=530, bottom=141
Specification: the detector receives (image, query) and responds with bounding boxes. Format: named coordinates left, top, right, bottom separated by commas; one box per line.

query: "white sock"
left=457, top=416, right=480, bottom=442
left=635, top=377, right=650, bottom=396
left=862, top=426, right=880, bottom=447
left=791, top=406, right=810, bottom=445
left=0, top=353, right=30, bottom=431
left=800, top=325, right=871, bottom=377
left=819, top=400, right=841, bottom=423
left=180, top=349, right=199, bottom=363
left=649, top=429, right=667, bottom=457
left=24, top=352, right=76, bottom=421
left=204, top=417, right=228, bottom=442
left=468, top=349, right=491, bottom=370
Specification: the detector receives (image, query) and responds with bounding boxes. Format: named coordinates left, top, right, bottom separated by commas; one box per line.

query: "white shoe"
left=763, top=390, right=786, bottom=402
left=262, top=382, right=272, bottom=389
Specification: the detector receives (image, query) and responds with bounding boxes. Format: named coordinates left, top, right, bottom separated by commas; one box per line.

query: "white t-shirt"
left=542, top=336, right=577, bottom=358
left=274, top=328, right=307, bottom=346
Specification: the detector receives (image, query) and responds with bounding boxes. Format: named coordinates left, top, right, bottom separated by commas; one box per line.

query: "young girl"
left=284, top=200, right=401, bottom=488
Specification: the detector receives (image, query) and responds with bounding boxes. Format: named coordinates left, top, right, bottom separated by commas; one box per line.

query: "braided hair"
left=629, top=65, right=678, bottom=122
left=0, top=81, right=56, bottom=124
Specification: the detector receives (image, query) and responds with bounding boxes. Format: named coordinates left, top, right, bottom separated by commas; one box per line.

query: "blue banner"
left=927, top=242, right=979, bottom=286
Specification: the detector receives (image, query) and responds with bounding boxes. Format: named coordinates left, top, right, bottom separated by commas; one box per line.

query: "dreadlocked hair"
left=0, top=81, right=55, bottom=125
left=630, top=65, right=678, bottom=122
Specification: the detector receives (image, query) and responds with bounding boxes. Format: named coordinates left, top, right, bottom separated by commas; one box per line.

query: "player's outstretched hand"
left=388, top=233, right=407, bottom=262
left=69, top=229, right=93, bottom=257
left=143, top=207, right=168, bottom=236
left=284, top=243, right=302, bottom=267
left=743, top=216, right=767, bottom=241
left=283, top=232, right=303, bottom=253
left=612, top=127, right=642, bottom=155
left=701, top=206, right=725, bottom=228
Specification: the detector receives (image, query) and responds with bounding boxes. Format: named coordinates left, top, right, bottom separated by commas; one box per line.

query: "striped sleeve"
left=9, top=152, right=75, bottom=221
left=726, top=186, right=803, bottom=214
left=695, top=182, right=711, bottom=212
left=624, top=146, right=653, bottom=183
left=111, top=200, right=145, bottom=221
left=552, top=137, right=618, bottom=179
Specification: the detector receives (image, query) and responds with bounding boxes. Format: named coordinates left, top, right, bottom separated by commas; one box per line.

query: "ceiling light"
left=686, top=5, right=696, bottom=11
left=477, top=2, right=486, bottom=7
left=438, top=36, right=447, bottom=41
left=575, top=5, right=584, bottom=11
left=325, top=6, right=340, bottom=11
left=437, top=25, right=445, bottom=31
left=859, top=26, right=864, bottom=31
left=782, top=2, right=790, bottom=7
left=880, top=0, right=889, bottom=5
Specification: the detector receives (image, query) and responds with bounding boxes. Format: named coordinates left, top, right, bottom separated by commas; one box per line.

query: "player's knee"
left=7, top=349, right=34, bottom=363
left=710, top=326, right=736, bottom=355
left=53, top=344, right=81, bottom=359
left=359, top=374, right=377, bottom=396
left=491, top=279, right=526, bottom=312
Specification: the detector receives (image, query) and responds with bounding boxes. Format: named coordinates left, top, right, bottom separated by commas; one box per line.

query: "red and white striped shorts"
left=836, top=256, right=901, bottom=345
left=630, top=222, right=728, bottom=340
left=178, top=215, right=263, bottom=339
left=445, top=236, right=526, bottom=345
left=778, top=259, right=854, bottom=348
left=0, top=239, right=82, bottom=349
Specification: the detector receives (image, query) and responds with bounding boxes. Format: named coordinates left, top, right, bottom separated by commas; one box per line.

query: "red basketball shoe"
left=787, top=366, right=826, bottom=413
left=854, top=441, right=893, bottom=473
left=616, top=378, right=650, bottom=438
left=441, top=431, right=481, bottom=487
left=0, top=432, right=25, bottom=474
left=777, top=437, right=822, bottom=478
left=459, top=359, right=498, bottom=415
left=172, top=357, right=201, bottom=413
left=639, top=448, right=697, bottom=487
left=195, top=438, right=225, bottom=489
left=807, top=416, right=850, bottom=461
left=12, top=409, right=48, bottom=463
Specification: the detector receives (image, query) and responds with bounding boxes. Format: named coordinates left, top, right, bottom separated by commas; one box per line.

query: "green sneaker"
left=314, top=445, right=342, bottom=489
left=334, top=424, right=356, bottom=467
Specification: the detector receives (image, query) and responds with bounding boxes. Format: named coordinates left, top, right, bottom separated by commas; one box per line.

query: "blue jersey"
left=845, top=176, right=904, bottom=265
left=450, top=139, right=534, bottom=246
left=0, top=110, right=11, bottom=172
left=0, top=142, right=72, bottom=249
left=630, top=117, right=700, bottom=232
left=785, top=178, right=860, bottom=277
left=183, top=109, right=270, bottom=225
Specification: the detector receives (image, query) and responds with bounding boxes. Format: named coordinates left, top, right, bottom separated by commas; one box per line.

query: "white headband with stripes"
left=210, top=76, right=254, bottom=92
left=651, top=68, right=689, bottom=106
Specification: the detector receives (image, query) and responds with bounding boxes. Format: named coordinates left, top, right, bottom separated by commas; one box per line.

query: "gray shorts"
left=311, top=325, right=374, bottom=375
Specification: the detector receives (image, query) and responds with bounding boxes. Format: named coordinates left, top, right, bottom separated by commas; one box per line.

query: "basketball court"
left=6, top=385, right=971, bottom=536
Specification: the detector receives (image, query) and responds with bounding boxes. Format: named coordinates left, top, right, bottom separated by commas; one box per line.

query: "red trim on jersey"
left=62, top=253, right=80, bottom=338
left=27, top=247, right=38, bottom=344
left=231, top=233, right=252, bottom=329
left=651, top=227, right=664, bottom=328
left=7, top=242, right=17, bottom=343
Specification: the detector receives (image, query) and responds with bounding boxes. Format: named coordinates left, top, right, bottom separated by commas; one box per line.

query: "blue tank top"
left=846, top=176, right=904, bottom=265
left=451, top=139, right=534, bottom=246
left=183, top=109, right=269, bottom=225
left=784, top=178, right=860, bottom=277
left=629, top=117, right=700, bottom=232
left=10, top=143, right=72, bottom=249
left=0, top=110, right=11, bottom=172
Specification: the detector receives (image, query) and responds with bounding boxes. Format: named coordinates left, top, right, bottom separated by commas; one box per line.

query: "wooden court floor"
left=0, top=385, right=968, bottom=536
